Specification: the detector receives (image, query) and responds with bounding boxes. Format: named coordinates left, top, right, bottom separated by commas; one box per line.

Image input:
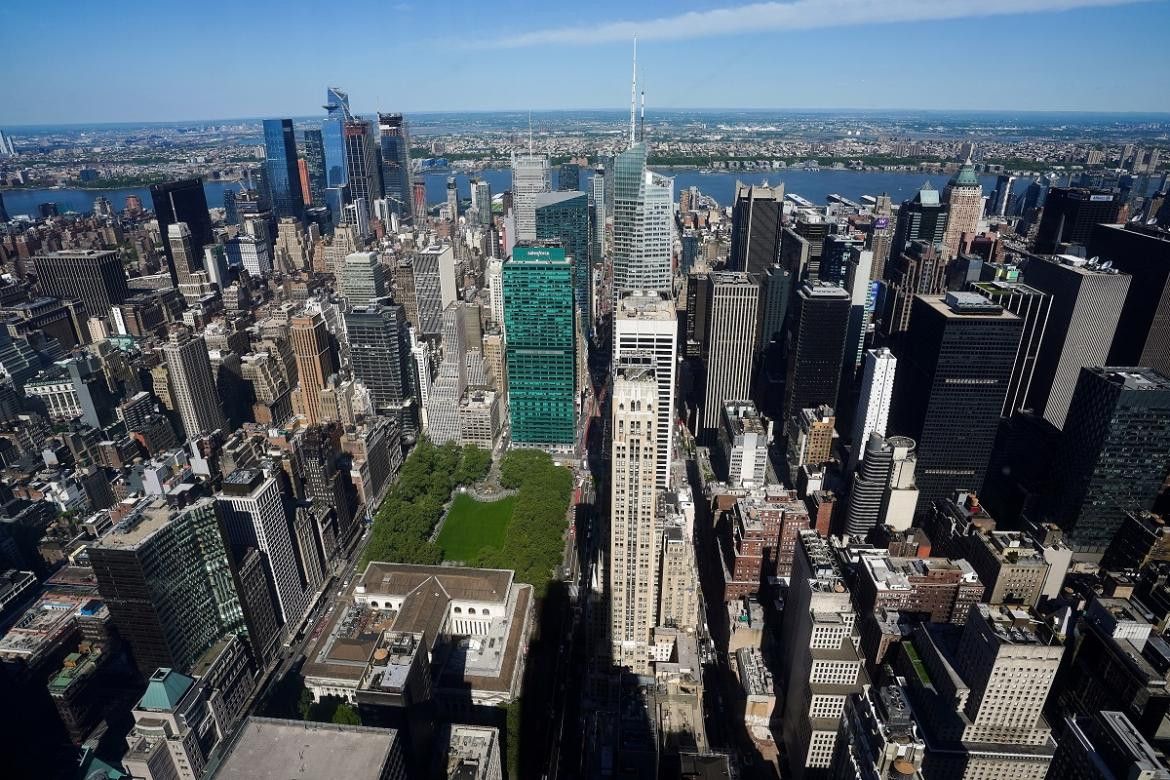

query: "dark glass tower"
left=343, top=301, right=414, bottom=415
left=378, top=113, right=413, bottom=220
left=557, top=162, right=581, bottom=192
left=1049, top=367, right=1170, bottom=553
left=890, top=182, right=948, bottom=260
left=1089, top=223, right=1170, bottom=377
left=534, top=190, right=590, bottom=338
left=890, top=292, right=1023, bottom=512
left=322, top=87, right=351, bottom=191
left=783, top=280, right=851, bottom=429
left=150, top=179, right=213, bottom=282
left=301, top=128, right=327, bottom=207
left=971, top=279, right=1053, bottom=417
left=262, top=119, right=303, bottom=221
left=1034, top=187, right=1121, bottom=254
left=729, top=183, right=784, bottom=276
left=32, top=249, right=129, bottom=317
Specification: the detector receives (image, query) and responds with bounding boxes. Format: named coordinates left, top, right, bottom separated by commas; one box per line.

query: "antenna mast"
left=640, top=90, right=645, bottom=143
left=629, top=35, right=638, bottom=146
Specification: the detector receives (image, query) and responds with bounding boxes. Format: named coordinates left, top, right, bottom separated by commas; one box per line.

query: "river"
left=1, top=167, right=1010, bottom=218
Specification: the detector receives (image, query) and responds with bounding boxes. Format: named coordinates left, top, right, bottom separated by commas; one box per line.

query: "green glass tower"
left=504, top=244, right=577, bottom=450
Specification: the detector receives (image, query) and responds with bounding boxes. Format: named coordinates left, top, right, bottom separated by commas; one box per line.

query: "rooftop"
left=208, top=717, right=401, bottom=780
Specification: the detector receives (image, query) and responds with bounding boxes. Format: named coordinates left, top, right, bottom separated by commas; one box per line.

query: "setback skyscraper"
left=150, top=179, right=214, bottom=283
left=941, top=157, right=982, bottom=258
left=262, top=118, right=304, bottom=220
left=162, top=324, right=228, bottom=438
left=849, top=348, right=897, bottom=472
left=612, top=141, right=674, bottom=299
left=729, top=182, right=785, bottom=276
left=614, top=292, right=678, bottom=489
left=890, top=182, right=947, bottom=260
left=890, top=292, right=1023, bottom=511
left=511, top=152, right=550, bottom=241
left=290, top=311, right=338, bottom=426
left=700, top=272, right=759, bottom=443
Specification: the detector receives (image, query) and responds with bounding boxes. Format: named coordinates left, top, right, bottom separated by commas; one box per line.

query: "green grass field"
left=436, top=493, right=514, bottom=561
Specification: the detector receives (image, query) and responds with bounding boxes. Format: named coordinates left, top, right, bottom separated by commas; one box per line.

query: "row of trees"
left=361, top=439, right=491, bottom=567
left=473, top=450, right=573, bottom=598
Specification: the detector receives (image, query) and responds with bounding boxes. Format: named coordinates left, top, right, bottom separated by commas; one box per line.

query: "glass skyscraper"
left=612, top=141, right=673, bottom=299
left=262, top=119, right=303, bottom=220
left=322, top=87, right=351, bottom=190
left=301, top=128, right=327, bottom=206
left=535, top=190, right=591, bottom=338
left=378, top=113, right=413, bottom=220
left=504, top=245, right=576, bottom=449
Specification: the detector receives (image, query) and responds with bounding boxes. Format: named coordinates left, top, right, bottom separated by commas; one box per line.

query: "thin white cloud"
left=491, top=0, right=1153, bottom=47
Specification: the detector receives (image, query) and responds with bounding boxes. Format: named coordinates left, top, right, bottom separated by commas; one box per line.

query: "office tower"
left=89, top=499, right=248, bottom=675
left=658, top=522, right=699, bottom=632
left=867, top=196, right=894, bottom=281
left=882, top=240, right=948, bottom=335
left=262, top=119, right=304, bottom=220
left=941, top=157, right=982, bottom=258
left=150, top=179, right=214, bottom=282
left=1089, top=223, right=1170, bottom=376
left=344, top=301, right=414, bottom=417
left=217, top=469, right=307, bottom=628
left=472, top=178, right=492, bottom=226
left=590, top=164, right=606, bottom=262
left=991, top=173, right=1016, bottom=217
left=845, top=433, right=897, bottom=537
left=717, top=400, right=770, bottom=489
left=700, top=272, right=759, bottom=442
left=890, top=182, right=947, bottom=259
left=609, top=365, right=660, bottom=674
left=1023, top=254, right=1130, bottom=429
left=1034, top=187, right=1121, bottom=253
left=486, top=258, right=505, bottom=329
left=966, top=278, right=1050, bottom=417
left=790, top=214, right=831, bottom=280
left=842, top=247, right=876, bottom=385
left=829, top=681, right=926, bottom=780
left=1048, top=367, right=1170, bottom=552
left=511, top=152, right=550, bottom=241
left=1049, top=711, right=1170, bottom=780
left=413, top=245, right=456, bottom=339
left=322, top=86, right=352, bottom=191
left=535, top=190, right=591, bottom=337
left=787, top=405, right=836, bottom=482
left=340, top=251, right=388, bottom=309
left=612, top=141, right=674, bottom=297
left=784, top=281, right=851, bottom=431
left=445, top=176, right=459, bottom=222
left=684, top=270, right=711, bottom=360
left=729, top=182, right=785, bottom=275
left=32, top=249, right=129, bottom=316
left=849, top=348, right=896, bottom=471
left=890, top=293, right=1023, bottom=511
left=295, top=424, right=356, bottom=546
left=759, top=263, right=793, bottom=350
left=0, top=191, right=7, bottom=223
left=0, top=129, right=14, bottom=156
left=557, top=161, right=580, bottom=191
left=780, top=531, right=867, bottom=779
left=290, top=312, right=337, bottom=426
left=166, top=222, right=202, bottom=287
left=342, top=117, right=379, bottom=208
left=503, top=245, right=576, bottom=450
left=377, top=112, right=412, bottom=220
left=301, top=128, right=326, bottom=206
left=162, top=324, right=227, bottom=438
left=423, top=305, right=468, bottom=445
left=821, top=233, right=864, bottom=288
left=614, top=292, right=678, bottom=489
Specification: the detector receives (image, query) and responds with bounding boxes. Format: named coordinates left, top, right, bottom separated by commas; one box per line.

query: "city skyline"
left=2, top=0, right=1169, bottom=124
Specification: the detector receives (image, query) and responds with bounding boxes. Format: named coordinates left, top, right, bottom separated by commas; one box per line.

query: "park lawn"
left=436, top=492, right=514, bottom=561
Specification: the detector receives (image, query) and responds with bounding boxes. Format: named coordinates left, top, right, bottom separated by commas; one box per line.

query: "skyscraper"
left=609, top=364, right=660, bottom=674
left=150, top=179, right=214, bottom=283
left=290, top=311, right=337, bottom=426
left=301, top=128, right=327, bottom=206
left=343, top=117, right=380, bottom=210
left=971, top=278, right=1053, bottom=417
left=1034, top=187, right=1121, bottom=254
left=0, top=191, right=8, bottom=223
left=890, top=293, right=1023, bottom=511
left=162, top=324, right=227, bottom=438
left=413, top=245, right=456, bottom=339
left=612, top=141, right=674, bottom=298
left=991, top=173, right=1016, bottom=217
left=700, top=272, right=759, bottom=443
left=262, top=119, right=304, bottom=220
left=446, top=176, right=459, bottom=221
left=217, top=469, right=308, bottom=627
left=535, top=190, right=591, bottom=337
left=1023, top=254, right=1130, bottom=429
left=784, top=281, right=851, bottom=431
left=503, top=244, right=576, bottom=450
left=614, top=292, right=678, bottom=489
left=511, top=152, right=550, bottom=241
left=941, top=157, right=982, bottom=258
left=32, top=249, right=129, bottom=317
left=340, top=251, right=388, bottom=310
left=486, top=258, right=505, bottom=329
left=423, top=304, right=468, bottom=446
left=166, top=223, right=202, bottom=285
left=472, top=178, right=492, bottom=227
left=1049, top=367, right=1170, bottom=553
left=344, top=301, right=414, bottom=418
left=890, top=182, right=947, bottom=260
left=377, top=112, right=413, bottom=220
left=1089, top=223, right=1170, bottom=376
left=322, top=87, right=352, bottom=190
left=1048, top=711, right=1170, bottom=780
left=729, top=182, right=784, bottom=276
left=882, top=240, right=948, bottom=335
left=89, top=498, right=248, bottom=675
left=590, top=164, right=606, bottom=263
left=557, top=161, right=580, bottom=192
left=849, top=348, right=897, bottom=472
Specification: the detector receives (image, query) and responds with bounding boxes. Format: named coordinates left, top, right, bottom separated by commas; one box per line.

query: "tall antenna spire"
left=629, top=35, right=638, bottom=146
left=528, top=112, right=533, bottom=155
left=640, top=90, right=645, bottom=143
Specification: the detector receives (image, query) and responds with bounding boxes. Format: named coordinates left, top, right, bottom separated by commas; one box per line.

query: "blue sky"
left=1, top=0, right=1168, bottom=124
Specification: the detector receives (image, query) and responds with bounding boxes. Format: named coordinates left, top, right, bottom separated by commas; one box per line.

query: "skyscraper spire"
left=629, top=35, right=638, bottom=146
left=640, top=90, right=645, bottom=143
left=528, top=112, right=533, bottom=155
